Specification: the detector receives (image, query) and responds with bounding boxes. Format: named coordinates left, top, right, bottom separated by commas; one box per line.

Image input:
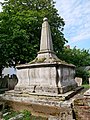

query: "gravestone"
left=75, top=77, right=82, bottom=86
left=89, top=78, right=90, bottom=85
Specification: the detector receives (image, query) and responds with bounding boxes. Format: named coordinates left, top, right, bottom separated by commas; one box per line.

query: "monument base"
left=15, top=62, right=77, bottom=94
left=2, top=86, right=83, bottom=119
left=3, top=86, right=83, bottom=103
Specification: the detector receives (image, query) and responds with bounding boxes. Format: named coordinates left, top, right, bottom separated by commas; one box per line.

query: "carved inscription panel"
left=29, top=67, right=56, bottom=87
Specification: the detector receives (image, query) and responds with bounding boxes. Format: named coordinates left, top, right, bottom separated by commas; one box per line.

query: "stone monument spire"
left=40, top=17, right=53, bottom=52
left=37, top=18, right=58, bottom=61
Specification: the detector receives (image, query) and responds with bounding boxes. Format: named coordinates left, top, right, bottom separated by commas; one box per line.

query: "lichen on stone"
left=29, top=57, right=46, bottom=64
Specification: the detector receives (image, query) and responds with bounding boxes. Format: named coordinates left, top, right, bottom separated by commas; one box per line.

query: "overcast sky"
left=0, top=0, right=90, bottom=50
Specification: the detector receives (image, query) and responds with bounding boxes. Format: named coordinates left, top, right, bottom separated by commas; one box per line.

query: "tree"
left=59, top=47, right=90, bottom=67
left=0, top=0, right=66, bottom=76
left=59, top=46, right=90, bottom=83
left=75, top=67, right=89, bottom=84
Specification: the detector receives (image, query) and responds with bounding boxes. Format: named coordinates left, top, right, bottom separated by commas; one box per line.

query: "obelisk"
left=14, top=17, right=77, bottom=94
left=40, top=18, right=53, bottom=52
left=37, top=18, right=59, bottom=61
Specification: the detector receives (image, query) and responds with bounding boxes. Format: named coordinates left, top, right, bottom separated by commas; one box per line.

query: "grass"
left=3, top=111, right=20, bottom=120
left=82, top=84, right=90, bottom=88
left=3, top=110, right=47, bottom=120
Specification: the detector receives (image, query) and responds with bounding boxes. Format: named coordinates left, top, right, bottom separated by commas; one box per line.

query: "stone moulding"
left=16, top=62, right=75, bottom=69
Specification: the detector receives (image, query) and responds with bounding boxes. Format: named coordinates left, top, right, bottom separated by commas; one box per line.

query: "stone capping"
left=16, top=62, right=75, bottom=69
left=38, top=49, right=55, bottom=54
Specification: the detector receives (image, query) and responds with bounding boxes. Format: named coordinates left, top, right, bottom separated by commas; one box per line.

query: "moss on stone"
left=36, top=58, right=46, bottom=63
left=29, top=57, right=46, bottom=64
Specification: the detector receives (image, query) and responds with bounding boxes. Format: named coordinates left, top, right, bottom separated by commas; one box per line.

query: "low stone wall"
left=73, top=97, right=90, bottom=120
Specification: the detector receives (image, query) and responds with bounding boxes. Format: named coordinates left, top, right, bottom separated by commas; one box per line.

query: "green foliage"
left=3, top=111, right=19, bottom=120
left=75, top=67, right=89, bottom=84
left=3, top=109, right=47, bottom=120
left=82, top=84, right=90, bottom=88
left=0, top=0, right=66, bottom=75
left=22, top=110, right=31, bottom=120
left=59, top=47, right=90, bottom=67
left=59, top=47, right=90, bottom=83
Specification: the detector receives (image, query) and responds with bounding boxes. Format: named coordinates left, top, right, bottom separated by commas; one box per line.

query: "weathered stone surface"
left=14, top=18, right=77, bottom=94
left=74, top=97, right=90, bottom=120
left=48, top=114, right=74, bottom=120
left=75, top=77, right=82, bottom=86
left=37, top=17, right=58, bottom=61
left=3, top=98, right=73, bottom=119
left=2, top=89, right=79, bottom=107
left=8, top=75, right=18, bottom=90
left=2, top=86, right=83, bottom=119
left=84, top=89, right=90, bottom=97
left=89, top=78, right=90, bottom=85
left=40, top=18, right=53, bottom=52
left=15, top=63, right=77, bottom=94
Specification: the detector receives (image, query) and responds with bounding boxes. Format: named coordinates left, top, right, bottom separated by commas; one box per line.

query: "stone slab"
left=84, top=89, right=90, bottom=97
left=1, top=86, right=83, bottom=119
left=2, top=86, right=83, bottom=107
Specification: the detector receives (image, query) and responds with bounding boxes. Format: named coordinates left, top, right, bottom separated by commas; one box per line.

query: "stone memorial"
left=75, top=77, right=82, bottom=86
left=89, top=77, right=90, bottom=85
left=15, top=18, right=77, bottom=94
left=2, top=18, right=83, bottom=119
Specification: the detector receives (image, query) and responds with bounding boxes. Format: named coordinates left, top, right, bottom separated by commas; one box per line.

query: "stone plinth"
left=3, top=87, right=83, bottom=120
left=15, top=62, right=77, bottom=94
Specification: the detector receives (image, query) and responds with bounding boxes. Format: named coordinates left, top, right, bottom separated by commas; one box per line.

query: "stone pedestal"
left=14, top=18, right=77, bottom=94
left=15, top=63, right=77, bottom=94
